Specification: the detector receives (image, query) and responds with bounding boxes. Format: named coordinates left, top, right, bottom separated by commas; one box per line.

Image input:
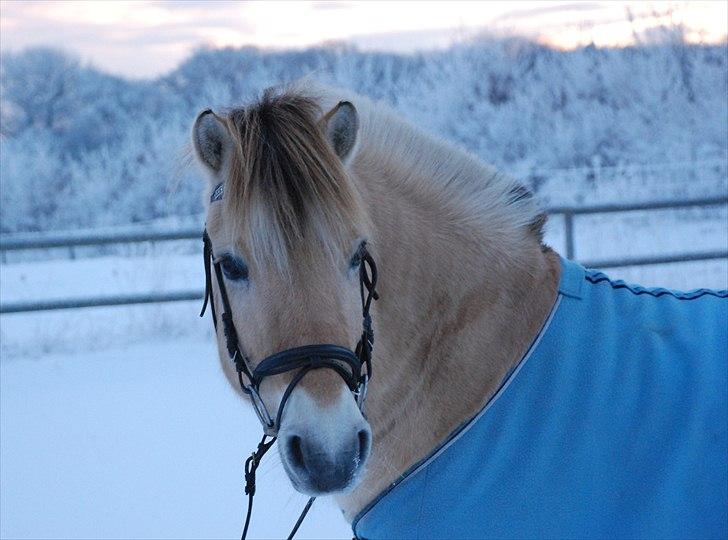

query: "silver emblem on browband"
left=210, top=182, right=224, bottom=202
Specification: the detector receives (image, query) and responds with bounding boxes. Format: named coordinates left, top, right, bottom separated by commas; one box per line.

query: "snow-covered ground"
left=0, top=339, right=351, bottom=539
left=0, top=254, right=207, bottom=358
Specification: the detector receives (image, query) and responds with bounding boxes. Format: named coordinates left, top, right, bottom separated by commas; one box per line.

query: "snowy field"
left=0, top=339, right=351, bottom=539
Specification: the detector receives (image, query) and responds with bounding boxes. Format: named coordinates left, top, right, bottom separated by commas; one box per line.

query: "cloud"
left=0, top=0, right=262, bottom=77
left=493, top=1, right=605, bottom=22
left=311, top=1, right=354, bottom=10
left=1, top=1, right=724, bottom=79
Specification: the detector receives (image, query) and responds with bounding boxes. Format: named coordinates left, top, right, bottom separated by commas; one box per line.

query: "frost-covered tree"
left=1, top=36, right=725, bottom=233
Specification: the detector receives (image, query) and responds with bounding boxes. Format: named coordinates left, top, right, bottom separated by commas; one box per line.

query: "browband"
left=210, top=182, right=224, bottom=202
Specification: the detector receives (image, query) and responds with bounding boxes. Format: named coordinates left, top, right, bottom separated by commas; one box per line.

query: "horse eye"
left=349, top=242, right=365, bottom=269
left=219, top=254, right=249, bottom=281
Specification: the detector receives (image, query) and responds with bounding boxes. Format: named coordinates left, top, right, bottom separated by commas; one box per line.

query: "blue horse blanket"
left=354, top=257, right=727, bottom=539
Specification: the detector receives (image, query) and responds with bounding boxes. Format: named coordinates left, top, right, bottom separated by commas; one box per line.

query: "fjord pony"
left=191, top=84, right=726, bottom=537
left=192, top=84, right=554, bottom=511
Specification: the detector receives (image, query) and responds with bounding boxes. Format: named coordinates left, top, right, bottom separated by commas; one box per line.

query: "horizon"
left=1, top=1, right=726, bottom=79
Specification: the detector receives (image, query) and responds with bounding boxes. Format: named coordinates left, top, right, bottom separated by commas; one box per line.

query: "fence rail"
left=0, top=225, right=203, bottom=251
left=2, top=196, right=726, bottom=314
left=0, top=291, right=205, bottom=314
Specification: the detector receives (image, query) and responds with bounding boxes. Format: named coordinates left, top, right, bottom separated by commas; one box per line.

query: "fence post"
left=564, top=212, right=575, bottom=260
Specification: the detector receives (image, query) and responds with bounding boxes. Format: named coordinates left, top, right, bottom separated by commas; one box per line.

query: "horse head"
left=191, top=91, right=374, bottom=496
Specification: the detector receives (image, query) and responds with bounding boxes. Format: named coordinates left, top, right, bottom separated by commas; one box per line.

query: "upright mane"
left=219, top=82, right=545, bottom=269
left=221, top=88, right=367, bottom=268
left=307, top=82, right=546, bottom=246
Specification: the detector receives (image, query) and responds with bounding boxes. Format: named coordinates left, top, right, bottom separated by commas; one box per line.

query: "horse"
left=191, top=83, right=727, bottom=539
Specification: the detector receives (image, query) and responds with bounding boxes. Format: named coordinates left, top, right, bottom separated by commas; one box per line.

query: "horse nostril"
left=281, top=429, right=371, bottom=493
left=357, top=429, right=371, bottom=460
left=287, top=435, right=305, bottom=470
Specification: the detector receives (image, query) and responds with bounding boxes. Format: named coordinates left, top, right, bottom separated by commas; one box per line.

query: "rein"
left=200, top=225, right=378, bottom=539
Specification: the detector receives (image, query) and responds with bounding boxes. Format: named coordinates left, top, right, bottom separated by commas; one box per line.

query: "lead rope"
left=241, top=434, right=316, bottom=540
left=286, top=497, right=316, bottom=540
left=242, top=435, right=274, bottom=540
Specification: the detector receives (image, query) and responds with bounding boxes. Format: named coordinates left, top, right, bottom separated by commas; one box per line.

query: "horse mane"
left=220, top=82, right=545, bottom=268
left=300, top=81, right=546, bottom=245
left=221, top=88, right=366, bottom=268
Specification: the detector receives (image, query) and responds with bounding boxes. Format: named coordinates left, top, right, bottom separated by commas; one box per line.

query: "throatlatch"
left=200, top=226, right=379, bottom=540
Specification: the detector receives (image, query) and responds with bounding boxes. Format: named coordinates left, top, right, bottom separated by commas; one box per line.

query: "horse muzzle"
left=276, top=377, right=373, bottom=495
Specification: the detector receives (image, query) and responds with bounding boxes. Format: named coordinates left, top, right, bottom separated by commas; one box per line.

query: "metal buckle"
left=355, top=374, right=369, bottom=410
left=249, top=387, right=277, bottom=436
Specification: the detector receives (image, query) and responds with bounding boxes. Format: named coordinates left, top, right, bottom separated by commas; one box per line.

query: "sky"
left=1, top=1, right=726, bottom=79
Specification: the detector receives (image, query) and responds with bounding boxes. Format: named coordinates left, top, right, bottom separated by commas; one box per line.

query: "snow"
left=0, top=339, right=351, bottom=539
left=0, top=255, right=209, bottom=357
left=0, top=255, right=201, bottom=303
left=568, top=207, right=727, bottom=262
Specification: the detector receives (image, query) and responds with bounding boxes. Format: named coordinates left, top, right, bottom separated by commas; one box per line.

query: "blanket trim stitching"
left=585, top=271, right=728, bottom=300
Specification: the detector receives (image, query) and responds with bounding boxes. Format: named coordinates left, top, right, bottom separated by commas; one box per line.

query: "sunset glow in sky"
left=1, top=1, right=726, bottom=78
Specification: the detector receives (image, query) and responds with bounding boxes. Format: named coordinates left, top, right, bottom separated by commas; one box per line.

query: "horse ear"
left=323, top=101, right=359, bottom=163
left=192, top=109, right=232, bottom=174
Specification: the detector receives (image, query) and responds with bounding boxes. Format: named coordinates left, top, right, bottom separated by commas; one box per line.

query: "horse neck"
left=335, top=138, right=560, bottom=519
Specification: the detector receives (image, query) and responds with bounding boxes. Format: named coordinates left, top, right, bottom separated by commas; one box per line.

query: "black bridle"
left=199, top=221, right=379, bottom=539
